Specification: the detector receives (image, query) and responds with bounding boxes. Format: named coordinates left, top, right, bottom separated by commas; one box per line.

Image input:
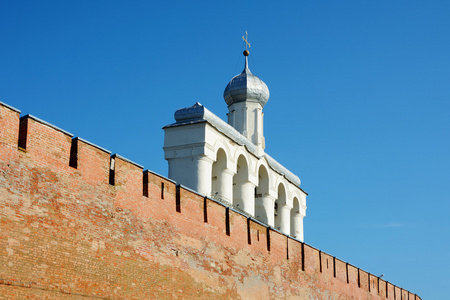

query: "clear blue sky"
left=1, top=1, right=449, bottom=298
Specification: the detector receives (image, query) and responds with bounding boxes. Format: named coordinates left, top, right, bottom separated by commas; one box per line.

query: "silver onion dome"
left=223, top=52, right=270, bottom=107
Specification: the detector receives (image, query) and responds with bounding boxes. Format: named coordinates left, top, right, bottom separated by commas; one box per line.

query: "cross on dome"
left=242, top=31, right=251, bottom=50
left=223, top=37, right=270, bottom=108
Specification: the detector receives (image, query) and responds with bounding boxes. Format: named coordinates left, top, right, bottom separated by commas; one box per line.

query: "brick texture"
left=0, top=102, right=421, bottom=299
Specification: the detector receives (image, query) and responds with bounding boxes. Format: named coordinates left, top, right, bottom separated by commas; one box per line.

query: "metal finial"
left=244, top=54, right=249, bottom=71
left=242, top=31, right=251, bottom=50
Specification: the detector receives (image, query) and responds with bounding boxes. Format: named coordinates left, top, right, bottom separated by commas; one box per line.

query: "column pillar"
left=242, top=107, right=248, bottom=137
left=255, top=194, right=275, bottom=226
left=195, top=155, right=214, bottom=196
left=218, top=168, right=234, bottom=203
left=240, top=181, right=255, bottom=216
left=291, top=215, right=304, bottom=241
left=227, top=109, right=236, bottom=128
left=279, top=205, right=291, bottom=235
left=168, top=154, right=213, bottom=196
left=233, top=180, right=255, bottom=215
left=256, top=107, right=262, bottom=145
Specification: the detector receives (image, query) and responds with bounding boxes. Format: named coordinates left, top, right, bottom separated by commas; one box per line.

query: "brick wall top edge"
left=179, top=183, right=205, bottom=197
left=247, top=214, right=270, bottom=228
left=334, top=256, right=359, bottom=272
left=75, top=137, right=111, bottom=154
left=180, top=184, right=266, bottom=227
left=311, top=244, right=378, bottom=279
left=21, top=114, right=73, bottom=137
left=3, top=100, right=419, bottom=298
left=0, top=101, right=21, bottom=113
left=385, top=282, right=418, bottom=297
left=269, top=225, right=295, bottom=239
left=145, top=169, right=177, bottom=184
left=180, top=182, right=301, bottom=242
left=112, top=153, right=144, bottom=169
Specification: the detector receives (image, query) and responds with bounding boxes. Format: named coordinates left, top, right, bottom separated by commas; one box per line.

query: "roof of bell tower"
left=223, top=51, right=270, bottom=107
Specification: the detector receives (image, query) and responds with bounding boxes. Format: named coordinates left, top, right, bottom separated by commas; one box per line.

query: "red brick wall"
left=0, top=102, right=421, bottom=299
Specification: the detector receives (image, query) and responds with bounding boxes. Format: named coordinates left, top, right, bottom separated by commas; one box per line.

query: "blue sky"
left=1, top=1, right=449, bottom=298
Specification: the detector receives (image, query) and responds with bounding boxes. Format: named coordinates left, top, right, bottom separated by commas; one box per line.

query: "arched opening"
left=275, top=183, right=290, bottom=234
left=255, top=165, right=270, bottom=223
left=290, top=197, right=303, bottom=240
left=232, top=155, right=253, bottom=214
left=211, top=148, right=232, bottom=203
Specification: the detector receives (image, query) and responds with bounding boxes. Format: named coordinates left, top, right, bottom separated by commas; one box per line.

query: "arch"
left=274, top=183, right=286, bottom=228
left=212, top=141, right=232, bottom=169
left=256, top=164, right=269, bottom=196
left=290, top=197, right=303, bottom=240
left=211, top=148, right=232, bottom=203
left=275, top=183, right=290, bottom=234
left=291, top=191, right=307, bottom=216
left=232, top=154, right=254, bottom=214
left=231, top=147, right=252, bottom=173
left=292, top=197, right=300, bottom=215
left=289, top=190, right=304, bottom=210
left=254, top=164, right=271, bottom=223
left=234, top=154, right=249, bottom=182
left=274, top=177, right=288, bottom=198
left=254, top=158, right=270, bottom=182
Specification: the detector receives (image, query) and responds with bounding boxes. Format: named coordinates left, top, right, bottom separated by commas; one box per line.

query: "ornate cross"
left=242, top=31, right=251, bottom=50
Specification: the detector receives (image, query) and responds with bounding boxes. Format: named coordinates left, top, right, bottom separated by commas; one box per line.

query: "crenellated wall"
left=0, top=102, right=420, bottom=299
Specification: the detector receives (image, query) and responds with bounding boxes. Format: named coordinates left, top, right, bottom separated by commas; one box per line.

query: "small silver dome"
left=223, top=56, right=270, bottom=107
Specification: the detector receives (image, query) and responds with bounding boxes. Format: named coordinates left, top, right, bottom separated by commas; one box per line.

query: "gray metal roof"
left=223, top=56, right=270, bottom=107
left=165, top=102, right=301, bottom=187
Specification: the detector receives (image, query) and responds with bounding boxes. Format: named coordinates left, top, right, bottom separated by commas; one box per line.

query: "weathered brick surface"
left=402, top=289, right=409, bottom=300
left=227, top=209, right=248, bottom=248
left=0, top=103, right=421, bottom=299
left=321, top=252, right=334, bottom=279
left=0, top=103, right=20, bottom=161
left=347, top=264, right=359, bottom=286
left=369, top=274, right=379, bottom=296
left=387, top=282, right=395, bottom=300
left=335, top=258, right=347, bottom=283
left=248, top=219, right=268, bottom=255
left=379, top=278, right=387, bottom=298
left=360, top=270, right=370, bottom=291
left=75, top=138, right=110, bottom=185
left=287, top=238, right=303, bottom=279
left=304, top=244, right=320, bottom=275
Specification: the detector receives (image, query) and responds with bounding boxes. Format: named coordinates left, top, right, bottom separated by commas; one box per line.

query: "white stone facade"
left=163, top=103, right=307, bottom=241
left=163, top=53, right=307, bottom=241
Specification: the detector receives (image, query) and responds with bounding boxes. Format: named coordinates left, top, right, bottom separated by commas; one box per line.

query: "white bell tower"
left=163, top=36, right=307, bottom=241
left=223, top=49, right=269, bottom=154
